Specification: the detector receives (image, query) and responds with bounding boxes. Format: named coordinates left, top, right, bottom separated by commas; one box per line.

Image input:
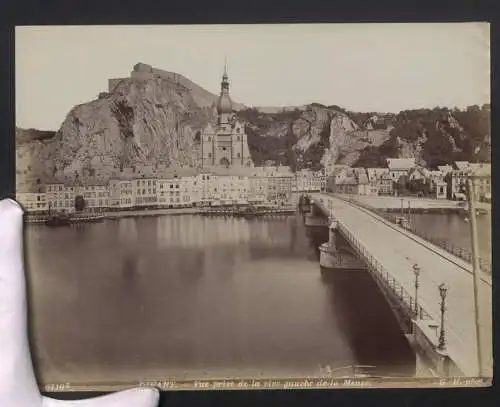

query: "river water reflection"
left=28, top=211, right=484, bottom=386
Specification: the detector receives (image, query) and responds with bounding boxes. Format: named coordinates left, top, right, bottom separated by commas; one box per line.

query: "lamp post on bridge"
left=412, top=263, right=421, bottom=317
left=438, top=283, right=448, bottom=351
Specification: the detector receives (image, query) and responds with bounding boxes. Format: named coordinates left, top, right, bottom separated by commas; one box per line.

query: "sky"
left=16, top=23, right=490, bottom=130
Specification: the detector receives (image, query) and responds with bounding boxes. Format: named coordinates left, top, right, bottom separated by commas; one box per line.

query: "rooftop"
left=437, top=164, right=454, bottom=173
left=337, top=176, right=357, bottom=185
left=366, top=168, right=390, bottom=180
left=386, top=158, right=416, bottom=171
left=454, top=161, right=470, bottom=171
left=468, top=162, right=491, bottom=176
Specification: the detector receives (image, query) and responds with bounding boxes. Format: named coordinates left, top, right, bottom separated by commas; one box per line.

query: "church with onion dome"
left=201, top=66, right=254, bottom=169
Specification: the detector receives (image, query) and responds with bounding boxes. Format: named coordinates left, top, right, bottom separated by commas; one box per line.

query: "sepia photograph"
left=14, top=23, right=492, bottom=391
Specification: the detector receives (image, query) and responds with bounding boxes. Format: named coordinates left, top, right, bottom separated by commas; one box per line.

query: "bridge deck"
left=312, top=194, right=492, bottom=378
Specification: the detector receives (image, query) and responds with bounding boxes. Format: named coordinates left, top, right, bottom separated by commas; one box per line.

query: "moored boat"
left=71, top=213, right=105, bottom=223
left=45, top=213, right=71, bottom=227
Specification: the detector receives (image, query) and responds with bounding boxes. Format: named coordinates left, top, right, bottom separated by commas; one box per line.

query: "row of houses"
left=17, top=166, right=296, bottom=214
left=445, top=161, right=491, bottom=201
left=293, top=169, right=326, bottom=192
left=327, top=165, right=397, bottom=197
left=326, top=159, right=491, bottom=201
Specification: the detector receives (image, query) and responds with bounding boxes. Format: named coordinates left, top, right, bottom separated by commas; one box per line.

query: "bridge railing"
left=333, top=194, right=492, bottom=274
left=335, top=217, right=434, bottom=322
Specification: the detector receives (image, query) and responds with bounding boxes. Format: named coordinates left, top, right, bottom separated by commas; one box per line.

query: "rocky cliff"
left=16, top=67, right=490, bottom=191
left=238, top=104, right=391, bottom=172
left=17, top=75, right=217, bottom=190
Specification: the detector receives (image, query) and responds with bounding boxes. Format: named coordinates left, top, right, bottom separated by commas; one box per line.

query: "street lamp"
left=438, top=283, right=448, bottom=351
left=412, top=263, right=421, bottom=316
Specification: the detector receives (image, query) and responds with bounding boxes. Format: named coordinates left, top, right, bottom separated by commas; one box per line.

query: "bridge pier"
left=298, top=194, right=311, bottom=213
left=304, top=213, right=329, bottom=227
left=304, top=199, right=330, bottom=227
left=319, top=217, right=367, bottom=270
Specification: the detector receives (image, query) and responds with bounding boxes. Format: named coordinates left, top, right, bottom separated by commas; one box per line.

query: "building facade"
left=17, top=192, right=48, bottom=213
left=295, top=169, right=323, bottom=192
left=248, top=176, right=268, bottom=204
left=157, top=177, right=182, bottom=208
left=46, top=183, right=77, bottom=213
left=366, top=168, right=393, bottom=195
left=134, top=178, right=157, bottom=208
left=387, top=158, right=416, bottom=182
left=108, top=179, right=133, bottom=209
left=267, top=175, right=293, bottom=206
left=80, top=184, right=109, bottom=212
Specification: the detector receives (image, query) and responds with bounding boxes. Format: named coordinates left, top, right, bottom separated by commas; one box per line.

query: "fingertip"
left=0, top=198, right=25, bottom=215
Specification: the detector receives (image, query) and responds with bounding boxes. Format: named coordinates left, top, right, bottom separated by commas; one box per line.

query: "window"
left=208, top=153, right=212, bottom=158
left=237, top=153, right=240, bottom=158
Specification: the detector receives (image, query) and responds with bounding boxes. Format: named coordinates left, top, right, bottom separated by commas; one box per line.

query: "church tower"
left=217, top=63, right=233, bottom=125
left=200, top=63, right=254, bottom=169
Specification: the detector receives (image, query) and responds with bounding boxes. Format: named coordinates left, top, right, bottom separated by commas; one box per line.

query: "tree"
left=407, top=178, right=431, bottom=196
left=395, top=175, right=408, bottom=195
left=75, top=195, right=86, bottom=212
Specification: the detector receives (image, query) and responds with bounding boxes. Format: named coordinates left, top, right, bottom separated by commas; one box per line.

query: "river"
left=409, top=211, right=491, bottom=265
left=24, top=210, right=489, bottom=387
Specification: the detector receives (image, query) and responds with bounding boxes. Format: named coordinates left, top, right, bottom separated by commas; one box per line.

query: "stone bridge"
left=303, top=193, right=492, bottom=379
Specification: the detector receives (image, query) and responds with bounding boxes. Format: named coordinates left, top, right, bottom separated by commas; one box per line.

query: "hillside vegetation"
left=354, top=105, right=490, bottom=168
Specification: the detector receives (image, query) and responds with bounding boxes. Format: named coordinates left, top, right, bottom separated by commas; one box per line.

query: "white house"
left=133, top=178, right=158, bottom=207
left=386, top=158, right=416, bottom=182
left=16, top=191, right=48, bottom=213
